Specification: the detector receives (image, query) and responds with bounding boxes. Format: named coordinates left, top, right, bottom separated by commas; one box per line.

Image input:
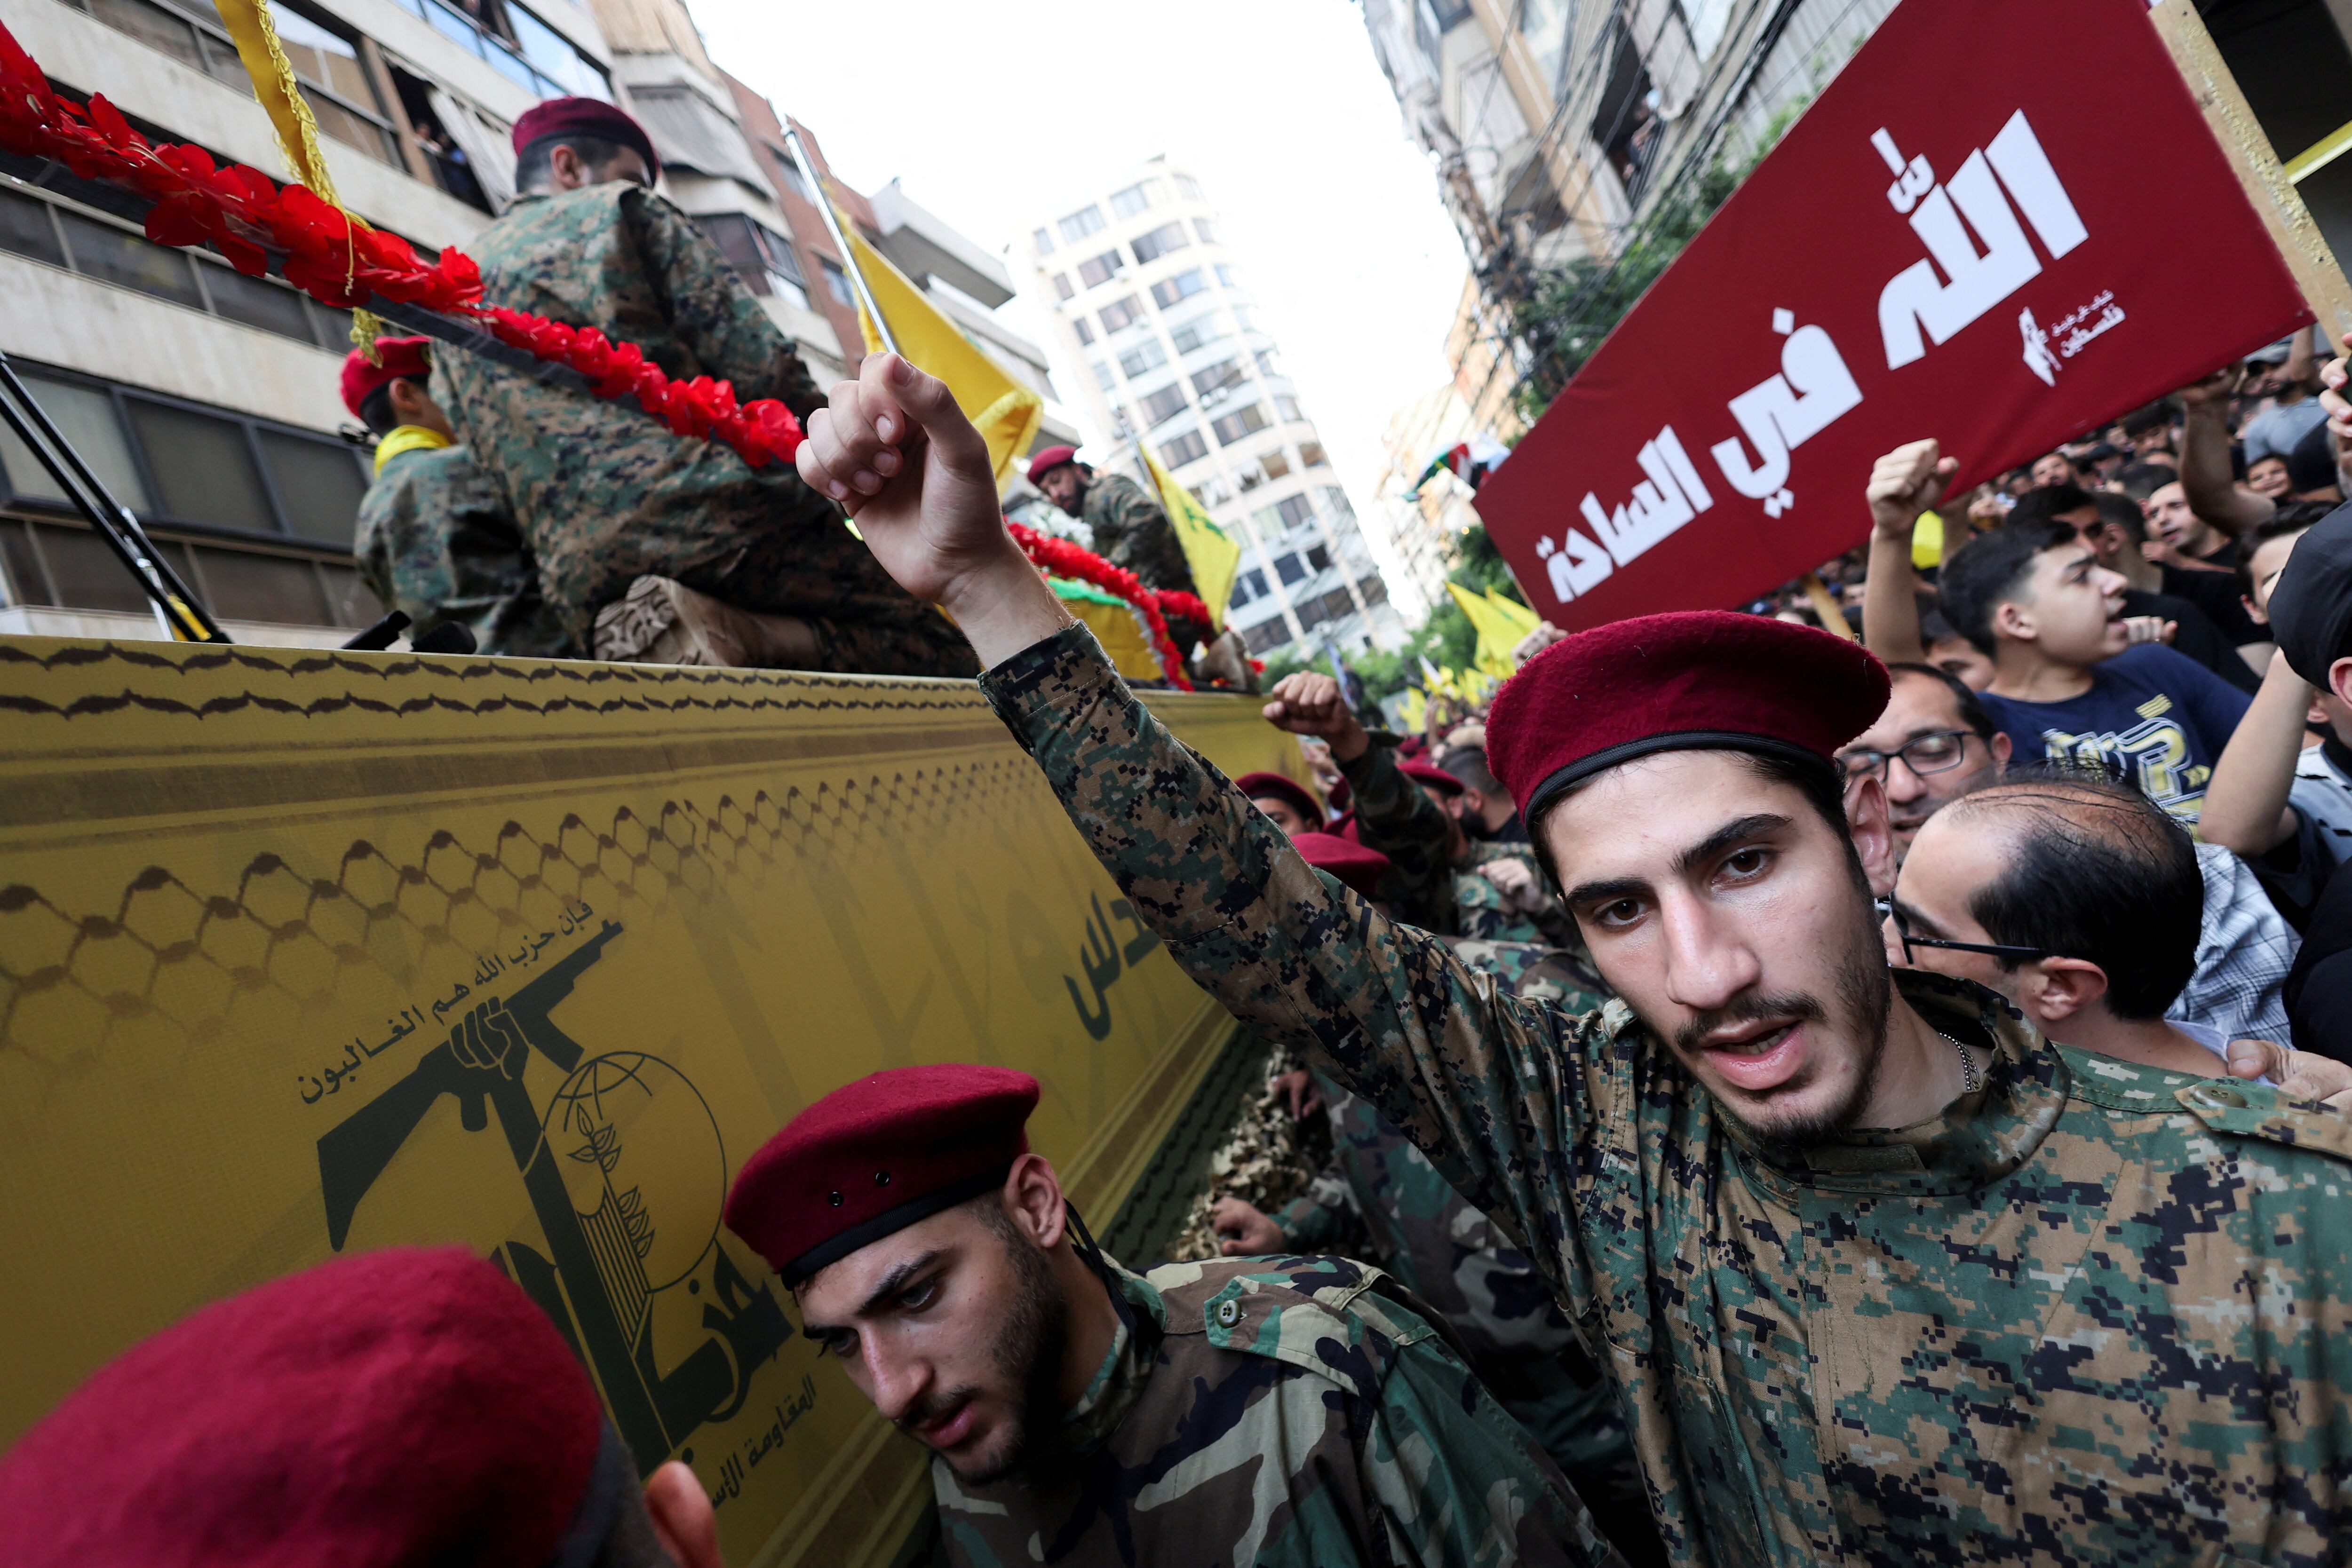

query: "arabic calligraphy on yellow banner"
left=0, top=636, right=1311, bottom=1567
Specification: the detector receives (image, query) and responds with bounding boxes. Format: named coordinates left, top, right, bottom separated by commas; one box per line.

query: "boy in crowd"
left=2018, top=484, right=2261, bottom=688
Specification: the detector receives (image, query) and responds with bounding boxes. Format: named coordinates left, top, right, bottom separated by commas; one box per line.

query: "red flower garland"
left=0, top=22, right=1218, bottom=683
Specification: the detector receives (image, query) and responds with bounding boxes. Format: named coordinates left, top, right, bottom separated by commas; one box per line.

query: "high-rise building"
left=1017, top=159, right=1408, bottom=660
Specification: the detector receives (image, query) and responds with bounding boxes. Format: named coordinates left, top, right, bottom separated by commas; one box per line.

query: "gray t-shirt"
left=2242, top=397, right=2329, bottom=465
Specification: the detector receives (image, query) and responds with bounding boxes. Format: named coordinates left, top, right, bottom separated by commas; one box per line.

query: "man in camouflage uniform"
left=433, top=99, right=974, bottom=676
left=724, top=1063, right=1620, bottom=1567
left=343, top=338, right=573, bottom=657
left=1031, top=445, right=1210, bottom=655
left=795, top=356, right=2352, bottom=1564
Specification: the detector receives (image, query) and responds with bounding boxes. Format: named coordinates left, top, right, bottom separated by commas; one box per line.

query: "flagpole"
left=782, top=126, right=899, bottom=359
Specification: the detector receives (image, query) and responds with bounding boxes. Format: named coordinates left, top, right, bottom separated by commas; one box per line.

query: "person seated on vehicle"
left=432, top=98, right=975, bottom=678
left=345, top=336, right=573, bottom=658
left=0, top=1248, right=720, bottom=1567
left=723, top=1064, right=1623, bottom=1568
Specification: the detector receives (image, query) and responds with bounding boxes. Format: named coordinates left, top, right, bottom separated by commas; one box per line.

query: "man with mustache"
left=723, top=1064, right=1620, bottom=1567
left=788, top=351, right=2352, bottom=1564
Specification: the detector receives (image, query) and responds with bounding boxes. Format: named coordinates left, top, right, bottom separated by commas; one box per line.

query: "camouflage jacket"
left=1082, top=474, right=1197, bottom=597
left=933, top=1254, right=1621, bottom=1568
left=353, top=441, right=575, bottom=658
left=1340, top=742, right=1568, bottom=946
left=436, top=185, right=897, bottom=644
left=982, top=625, right=2352, bottom=1567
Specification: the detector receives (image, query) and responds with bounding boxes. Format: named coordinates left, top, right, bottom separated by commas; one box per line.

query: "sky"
left=692, top=0, right=1471, bottom=514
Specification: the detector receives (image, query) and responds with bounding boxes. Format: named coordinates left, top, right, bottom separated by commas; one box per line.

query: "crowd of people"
left=19, top=86, right=2352, bottom=1568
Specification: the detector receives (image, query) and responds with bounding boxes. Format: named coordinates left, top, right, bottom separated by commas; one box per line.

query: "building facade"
left=1370, top=382, right=1489, bottom=620
left=0, top=0, right=1065, bottom=648
left=1016, top=159, right=1408, bottom=660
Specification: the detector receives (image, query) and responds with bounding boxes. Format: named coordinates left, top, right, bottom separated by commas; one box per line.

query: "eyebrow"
left=1891, top=896, right=1950, bottom=940
left=1561, top=813, right=1789, bottom=908
left=799, top=1249, right=942, bottom=1338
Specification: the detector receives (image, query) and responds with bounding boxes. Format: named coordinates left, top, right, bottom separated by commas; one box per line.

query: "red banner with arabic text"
left=1473, top=0, right=2312, bottom=631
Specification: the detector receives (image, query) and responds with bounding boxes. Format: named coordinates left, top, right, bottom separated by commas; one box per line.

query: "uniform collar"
left=372, top=424, right=450, bottom=475
left=1626, top=970, right=2066, bottom=1203
left=1045, top=1264, right=1162, bottom=1460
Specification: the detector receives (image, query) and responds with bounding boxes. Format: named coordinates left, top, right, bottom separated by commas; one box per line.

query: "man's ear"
left=643, top=1462, right=722, bottom=1568
left=1992, top=597, right=2034, bottom=645
left=2328, top=656, right=2352, bottom=711
left=1988, top=730, right=2012, bottom=770
left=1843, top=772, right=1897, bottom=897
left=2022, top=957, right=2107, bottom=1023
left=1002, top=1153, right=1068, bottom=1250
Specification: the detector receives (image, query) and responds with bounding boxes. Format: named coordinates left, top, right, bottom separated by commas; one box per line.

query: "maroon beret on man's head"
left=1290, top=831, right=1392, bottom=899
left=0, top=1247, right=612, bottom=1568
left=727, top=1064, right=1040, bottom=1286
left=511, top=96, right=660, bottom=182
left=1487, top=610, right=1890, bottom=830
left=1028, top=445, right=1080, bottom=482
left=1398, top=758, right=1464, bottom=796
left=339, top=335, right=432, bottom=417
left=1235, top=770, right=1323, bottom=828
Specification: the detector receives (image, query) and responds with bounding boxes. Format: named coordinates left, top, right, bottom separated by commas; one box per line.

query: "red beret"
left=1487, top=610, right=1889, bottom=829
left=727, top=1064, right=1039, bottom=1286
left=512, top=96, right=660, bottom=183
left=1028, top=445, right=1080, bottom=481
left=1291, top=831, right=1392, bottom=898
left=339, top=335, right=432, bottom=418
left=1236, top=770, right=1323, bottom=827
left=0, top=1248, right=610, bottom=1568
left=1399, top=758, right=1464, bottom=796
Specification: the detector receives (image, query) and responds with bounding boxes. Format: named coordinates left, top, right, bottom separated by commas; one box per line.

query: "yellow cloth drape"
left=372, top=424, right=452, bottom=475
left=1141, top=447, right=1240, bottom=629
left=838, top=206, right=1040, bottom=488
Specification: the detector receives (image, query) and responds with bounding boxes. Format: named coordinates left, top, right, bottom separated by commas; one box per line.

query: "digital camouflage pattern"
left=353, top=442, right=575, bottom=658
left=1341, top=741, right=1571, bottom=946
left=933, top=1254, right=1622, bottom=1568
left=1081, top=473, right=1198, bottom=597
left=436, top=184, right=975, bottom=675
left=983, top=625, right=2352, bottom=1567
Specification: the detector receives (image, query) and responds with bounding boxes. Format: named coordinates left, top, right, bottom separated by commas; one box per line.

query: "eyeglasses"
left=1835, top=730, right=1979, bottom=784
left=1876, top=898, right=2053, bottom=965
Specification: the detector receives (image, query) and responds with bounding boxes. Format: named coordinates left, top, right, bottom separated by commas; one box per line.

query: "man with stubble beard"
left=787, top=350, right=2352, bottom=1563
left=722, top=1064, right=1621, bottom=1567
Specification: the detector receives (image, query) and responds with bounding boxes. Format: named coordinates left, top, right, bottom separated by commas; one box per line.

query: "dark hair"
left=515, top=131, right=626, bottom=192
left=1953, top=775, right=2201, bottom=1019
left=2113, top=462, right=2174, bottom=503
left=2091, top=491, right=2145, bottom=544
left=1938, top=519, right=2079, bottom=655
left=2119, top=400, right=2176, bottom=438
left=2010, top=483, right=2098, bottom=529
left=1884, top=661, right=1997, bottom=741
left=1918, top=596, right=1965, bottom=648
left=1437, top=745, right=1506, bottom=799
left=2286, top=420, right=2339, bottom=496
left=2237, top=499, right=2339, bottom=598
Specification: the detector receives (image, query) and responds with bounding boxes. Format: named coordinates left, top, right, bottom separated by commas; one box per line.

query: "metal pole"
left=781, top=125, right=899, bottom=359
left=0, top=349, right=227, bottom=642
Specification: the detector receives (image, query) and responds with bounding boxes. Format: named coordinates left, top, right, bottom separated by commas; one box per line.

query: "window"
left=820, top=257, right=853, bottom=305
left=1593, top=19, right=1662, bottom=199
left=1129, top=221, right=1189, bottom=264
left=1138, top=384, right=1189, bottom=426
left=1298, top=440, right=1327, bottom=467
left=1274, top=493, right=1315, bottom=529
left=1076, top=250, right=1122, bottom=289
left=1261, top=448, right=1291, bottom=480
left=1316, top=485, right=1355, bottom=519
left=1160, top=429, right=1208, bottom=467
left=1098, top=295, right=1144, bottom=333
left=1072, top=317, right=1094, bottom=346
left=1091, top=361, right=1117, bottom=392
left=698, top=214, right=810, bottom=309
left=1192, top=217, right=1217, bottom=245
left=1151, top=269, right=1206, bottom=309
left=128, top=401, right=277, bottom=533
left=395, top=0, right=611, bottom=102
left=1237, top=465, right=1265, bottom=493
left=1358, top=573, right=1388, bottom=604
left=1307, top=543, right=1332, bottom=573
left=1117, top=340, right=1166, bottom=378
left=1243, top=617, right=1290, bottom=655
left=1275, top=394, right=1305, bottom=421
left=1212, top=404, right=1268, bottom=445
left=258, top=428, right=368, bottom=543
left=1051, top=272, right=1074, bottom=301
left=1272, top=552, right=1307, bottom=586
left=56, top=210, right=204, bottom=309
left=764, top=147, right=814, bottom=203
left=0, top=184, right=67, bottom=268
left=1174, top=172, right=1205, bottom=201
left=0, top=373, right=150, bottom=510
left=1191, top=358, right=1246, bottom=398
left=1169, top=316, right=1224, bottom=356
left=1215, top=263, right=1237, bottom=288
left=1229, top=572, right=1254, bottom=609
left=1109, top=181, right=1156, bottom=218
left=1033, top=226, right=1054, bottom=254
left=1254, top=348, right=1277, bottom=376
left=1058, top=205, right=1106, bottom=243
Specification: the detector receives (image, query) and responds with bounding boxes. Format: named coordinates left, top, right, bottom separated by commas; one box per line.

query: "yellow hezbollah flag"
left=1142, top=447, right=1240, bottom=629
left=837, top=206, right=1041, bottom=487
left=1446, top=581, right=1540, bottom=679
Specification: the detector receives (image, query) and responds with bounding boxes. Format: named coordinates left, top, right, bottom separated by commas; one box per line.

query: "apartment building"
left=1017, top=159, right=1408, bottom=660
left=1371, top=382, right=1488, bottom=620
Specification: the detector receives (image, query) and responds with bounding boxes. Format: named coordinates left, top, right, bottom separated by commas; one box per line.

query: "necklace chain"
left=1936, top=1028, right=1981, bottom=1096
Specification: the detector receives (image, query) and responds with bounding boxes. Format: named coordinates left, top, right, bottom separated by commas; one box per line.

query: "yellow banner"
left=1142, top=447, right=1240, bottom=630
left=0, top=636, right=1308, bottom=1565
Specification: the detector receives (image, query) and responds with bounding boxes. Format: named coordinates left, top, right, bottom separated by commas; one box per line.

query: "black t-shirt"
left=2120, top=587, right=2260, bottom=693
left=2160, top=557, right=2265, bottom=646
left=2287, top=855, right=2352, bottom=1064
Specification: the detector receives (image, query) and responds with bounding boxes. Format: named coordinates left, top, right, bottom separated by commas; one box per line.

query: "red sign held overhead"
left=1474, top=0, right=2314, bottom=632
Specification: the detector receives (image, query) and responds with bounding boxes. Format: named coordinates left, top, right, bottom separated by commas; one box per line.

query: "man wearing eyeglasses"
left=1834, top=663, right=2010, bottom=871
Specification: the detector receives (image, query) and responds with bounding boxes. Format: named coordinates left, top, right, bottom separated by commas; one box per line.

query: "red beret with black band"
left=1487, top=610, right=1890, bottom=831
left=1235, top=770, right=1324, bottom=828
left=726, top=1064, right=1040, bottom=1287
left=1027, top=444, right=1080, bottom=482
left=339, top=334, right=432, bottom=418
left=511, top=96, right=661, bottom=184
left=0, top=1247, right=617, bottom=1568
left=1291, top=830, right=1393, bottom=899
left=1398, top=758, right=1465, bottom=796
